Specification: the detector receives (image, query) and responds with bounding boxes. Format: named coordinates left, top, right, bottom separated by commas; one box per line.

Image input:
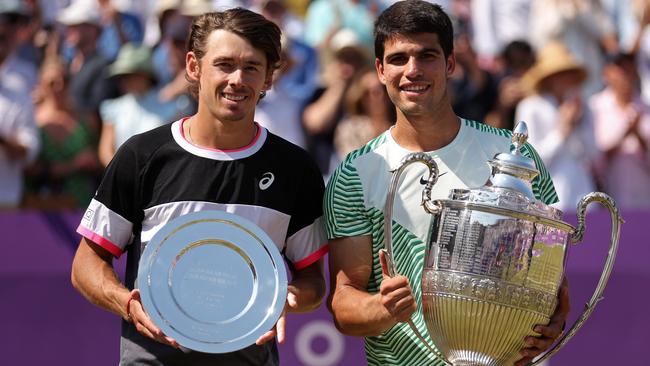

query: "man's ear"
left=375, top=58, right=386, bottom=85
left=446, top=52, right=456, bottom=77
left=262, top=70, right=274, bottom=91
left=186, top=51, right=200, bottom=82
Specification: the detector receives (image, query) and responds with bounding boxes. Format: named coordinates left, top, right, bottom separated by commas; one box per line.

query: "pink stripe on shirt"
left=77, top=225, right=124, bottom=258
left=293, top=244, right=329, bottom=270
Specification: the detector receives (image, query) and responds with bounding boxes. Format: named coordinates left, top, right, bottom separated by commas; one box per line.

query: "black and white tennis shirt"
left=76, top=118, right=328, bottom=365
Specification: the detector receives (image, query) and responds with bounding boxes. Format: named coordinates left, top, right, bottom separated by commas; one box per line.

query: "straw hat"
left=108, top=43, right=154, bottom=78
left=520, top=41, right=587, bottom=94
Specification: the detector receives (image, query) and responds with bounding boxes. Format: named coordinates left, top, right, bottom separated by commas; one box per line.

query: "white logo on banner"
left=295, top=320, right=344, bottom=366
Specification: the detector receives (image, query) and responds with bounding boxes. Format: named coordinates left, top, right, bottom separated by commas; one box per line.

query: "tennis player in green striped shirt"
left=324, top=1, right=570, bottom=365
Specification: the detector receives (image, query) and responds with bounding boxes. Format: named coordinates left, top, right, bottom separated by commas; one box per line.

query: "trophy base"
left=446, top=353, right=500, bottom=366
left=448, top=352, right=495, bottom=366
left=423, top=291, right=548, bottom=366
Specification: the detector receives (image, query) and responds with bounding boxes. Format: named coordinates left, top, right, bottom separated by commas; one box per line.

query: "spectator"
left=303, top=0, right=375, bottom=52
left=516, top=41, right=598, bottom=211
left=302, top=28, right=370, bottom=177
left=57, top=0, right=118, bottom=130
left=470, top=0, right=532, bottom=71
left=601, top=0, right=648, bottom=53
left=258, top=0, right=320, bottom=101
left=0, top=0, right=40, bottom=208
left=151, top=1, right=184, bottom=85
left=154, top=14, right=196, bottom=114
left=96, top=0, right=145, bottom=61
left=256, top=0, right=305, bottom=40
left=635, top=3, right=650, bottom=104
left=529, top=0, right=618, bottom=97
left=256, top=35, right=311, bottom=148
left=590, top=53, right=650, bottom=209
left=485, top=40, right=536, bottom=130
left=0, top=0, right=37, bottom=98
left=25, top=58, right=100, bottom=209
left=254, top=1, right=320, bottom=149
left=333, top=67, right=394, bottom=159
left=13, top=0, right=42, bottom=80
left=449, top=31, right=498, bottom=122
left=98, top=44, right=185, bottom=167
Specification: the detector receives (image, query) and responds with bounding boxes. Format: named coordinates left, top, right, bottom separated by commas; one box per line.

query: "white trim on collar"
left=171, top=118, right=267, bottom=161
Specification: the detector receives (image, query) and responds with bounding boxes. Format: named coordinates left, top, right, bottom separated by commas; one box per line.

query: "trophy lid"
left=446, top=122, right=562, bottom=220
left=487, top=122, right=539, bottom=199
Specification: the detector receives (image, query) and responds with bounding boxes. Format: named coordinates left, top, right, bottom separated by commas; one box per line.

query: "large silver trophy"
left=383, top=122, right=622, bottom=366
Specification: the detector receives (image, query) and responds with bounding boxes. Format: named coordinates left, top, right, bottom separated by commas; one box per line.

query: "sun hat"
left=108, top=43, right=154, bottom=78
left=57, top=0, right=101, bottom=27
left=520, top=41, right=588, bottom=94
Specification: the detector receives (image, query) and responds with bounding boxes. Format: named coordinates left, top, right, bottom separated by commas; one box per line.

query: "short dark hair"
left=186, top=8, right=282, bottom=97
left=374, top=0, right=454, bottom=63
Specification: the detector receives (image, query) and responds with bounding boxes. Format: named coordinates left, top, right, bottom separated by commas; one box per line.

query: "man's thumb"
left=379, top=249, right=393, bottom=279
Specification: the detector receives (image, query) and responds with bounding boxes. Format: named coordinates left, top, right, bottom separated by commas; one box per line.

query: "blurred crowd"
left=1, top=0, right=650, bottom=212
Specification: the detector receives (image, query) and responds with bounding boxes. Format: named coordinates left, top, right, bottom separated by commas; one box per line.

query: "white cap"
left=329, top=28, right=362, bottom=53
left=57, top=0, right=101, bottom=26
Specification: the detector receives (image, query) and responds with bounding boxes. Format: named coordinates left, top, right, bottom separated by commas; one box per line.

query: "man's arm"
left=256, top=257, right=327, bottom=345
left=71, top=237, right=130, bottom=319
left=287, top=259, right=326, bottom=313
left=71, top=237, right=178, bottom=347
left=327, top=235, right=416, bottom=337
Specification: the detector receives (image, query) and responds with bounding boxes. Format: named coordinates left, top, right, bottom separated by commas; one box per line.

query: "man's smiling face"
left=188, top=29, right=272, bottom=124
left=376, top=32, right=455, bottom=121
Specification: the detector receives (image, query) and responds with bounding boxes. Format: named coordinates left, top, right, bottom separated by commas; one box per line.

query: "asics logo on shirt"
left=259, top=172, right=275, bottom=190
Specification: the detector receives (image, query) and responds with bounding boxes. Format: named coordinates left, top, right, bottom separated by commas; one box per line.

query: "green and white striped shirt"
left=324, top=119, right=557, bottom=366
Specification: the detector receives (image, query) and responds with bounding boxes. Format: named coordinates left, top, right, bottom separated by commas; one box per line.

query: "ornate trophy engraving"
left=383, top=122, right=623, bottom=366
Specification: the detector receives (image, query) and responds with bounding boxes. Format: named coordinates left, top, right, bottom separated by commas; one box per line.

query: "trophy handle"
left=531, top=192, right=623, bottom=365
left=383, top=153, right=441, bottom=356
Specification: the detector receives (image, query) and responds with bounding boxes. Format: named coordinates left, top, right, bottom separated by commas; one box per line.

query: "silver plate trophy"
left=137, top=210, right=288, bottom=353
left=383, top=122, right=623, bottom=366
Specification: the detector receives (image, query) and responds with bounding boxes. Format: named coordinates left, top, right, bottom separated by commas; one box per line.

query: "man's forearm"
left=287, top=260, right=326, bottom=313
left=71, top=239, right=131, bottom=320
left=287, top=277, right=325, bottom=313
